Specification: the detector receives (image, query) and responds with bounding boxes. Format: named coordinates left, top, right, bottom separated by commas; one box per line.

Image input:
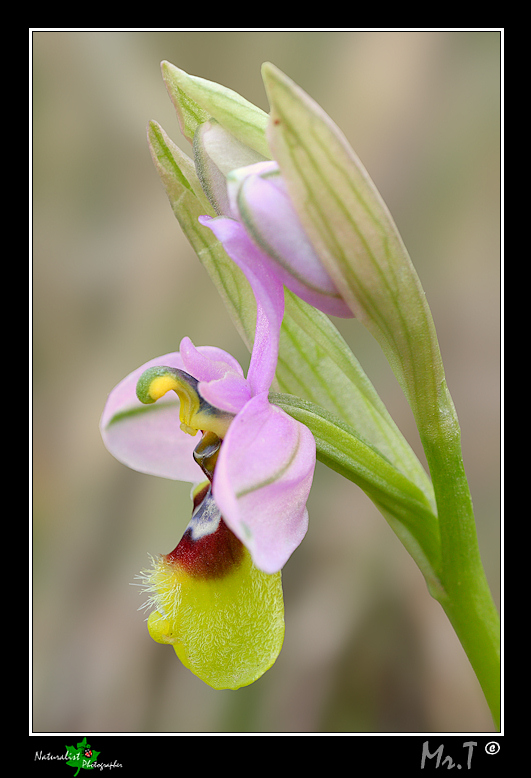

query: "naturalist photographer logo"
left=34, top=737, right=122, bottom=774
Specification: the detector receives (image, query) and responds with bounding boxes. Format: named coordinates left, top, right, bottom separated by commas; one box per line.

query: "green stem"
left=363, top=277, right=500, bottom=726
left=417, top=380, right=500, bottom=729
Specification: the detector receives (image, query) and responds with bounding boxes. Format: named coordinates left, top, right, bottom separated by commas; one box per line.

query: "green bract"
left=162, top=61, right=270, bottom=157
left=262, top=63, right=444, bottom=428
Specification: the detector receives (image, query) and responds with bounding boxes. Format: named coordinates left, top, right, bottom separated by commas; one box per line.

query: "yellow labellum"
left=144, top=543, right=284, bottom=690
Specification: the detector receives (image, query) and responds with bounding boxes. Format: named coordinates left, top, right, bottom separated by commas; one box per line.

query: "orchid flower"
left=194, top=120, right=353, bottom=319
left=100, top=220, right=315, bottom=688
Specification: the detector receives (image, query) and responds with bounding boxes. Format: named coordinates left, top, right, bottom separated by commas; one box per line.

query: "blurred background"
left=32, top=30, right=501, bottom=733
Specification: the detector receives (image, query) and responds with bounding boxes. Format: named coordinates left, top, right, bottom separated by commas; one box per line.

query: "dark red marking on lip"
left=165, top=517, right=245, bottom=579
left=166, top=484, right=245, bottom=579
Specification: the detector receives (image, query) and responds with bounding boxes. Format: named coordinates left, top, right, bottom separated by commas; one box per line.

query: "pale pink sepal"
left=101, top=350, right=225, bottom=483
left=212, top=392, right=316, bottom=573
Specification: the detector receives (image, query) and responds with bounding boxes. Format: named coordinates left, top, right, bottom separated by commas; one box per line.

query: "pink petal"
left=179, top=336, right=245, bottom=382
left=198, top=374, right=252, bottom=415
left=198, top=215, right=285, bottom=395
left=212, top=392, right=316, bottom=573
left=100, top=352, right=203, bottom=482
left=179, top=335, right=251, bottom=416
